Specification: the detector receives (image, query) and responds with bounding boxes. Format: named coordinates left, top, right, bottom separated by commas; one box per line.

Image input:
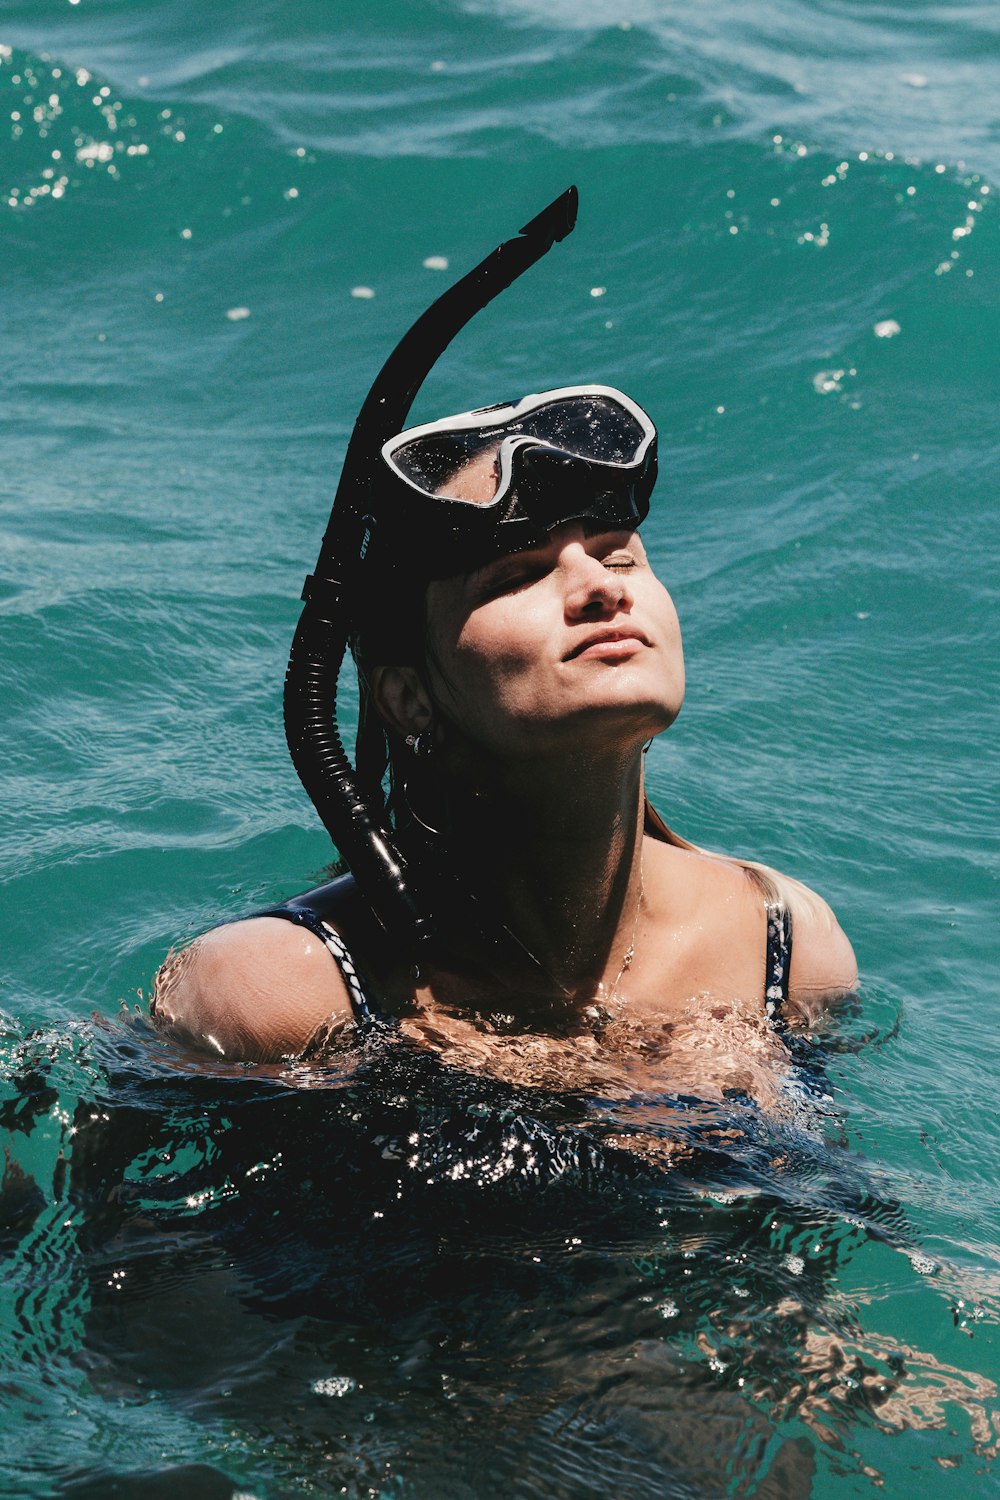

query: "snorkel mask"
left=284, top=187, right=658, bottom=955
left=378, top=384, right=656, bottom=578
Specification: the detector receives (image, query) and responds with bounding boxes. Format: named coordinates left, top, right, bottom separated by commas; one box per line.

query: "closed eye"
left=475, top=562, right=549, bottom=599
left=585, top=527, right=645, bottom=572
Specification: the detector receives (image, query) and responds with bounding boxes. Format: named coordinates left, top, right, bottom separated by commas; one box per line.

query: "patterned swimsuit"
left=264, top=885, right=794, bottom=1034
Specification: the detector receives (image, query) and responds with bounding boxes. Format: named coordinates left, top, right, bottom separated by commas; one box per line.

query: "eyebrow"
left=466, top=527, right=640, bottom=585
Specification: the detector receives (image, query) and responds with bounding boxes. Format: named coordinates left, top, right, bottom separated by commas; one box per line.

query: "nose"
left=562, top=544, right=634, bottom=620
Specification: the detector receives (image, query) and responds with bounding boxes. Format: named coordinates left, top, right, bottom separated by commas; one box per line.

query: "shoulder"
left=784, top=884, right=858, bottom=1025
left=151, top=916, right=356, bottom=1062
left=645, top=834, right=857, bottom=1020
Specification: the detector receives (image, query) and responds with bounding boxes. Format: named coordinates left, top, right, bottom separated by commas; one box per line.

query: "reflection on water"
left=385, top=988, right=806, bottom=1117
left=1, top=1004, right=995, bottom=1498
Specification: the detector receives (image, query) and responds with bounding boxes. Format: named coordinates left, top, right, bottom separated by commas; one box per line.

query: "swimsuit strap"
left=260, top=904, right=382, bottom=1029
left=764, top=901, right=793, bottom=1023
left=259, top=876, right=795, bottom=1041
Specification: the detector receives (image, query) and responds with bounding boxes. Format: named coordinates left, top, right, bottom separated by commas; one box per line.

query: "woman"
left=153, top=195, right=856, bottom=1103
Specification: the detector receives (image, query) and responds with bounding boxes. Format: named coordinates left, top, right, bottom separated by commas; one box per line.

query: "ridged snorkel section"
left=284, top=609, right=419, bottom=935
left=284, top=187, right=578, bottom=949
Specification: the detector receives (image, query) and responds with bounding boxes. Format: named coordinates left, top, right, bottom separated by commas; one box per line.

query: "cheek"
left=459, top=601, right=547, bottom=698
left=657, top=590, right=686, bottom=697
left=427, top=597, right=549, bottom=725
left=661, top=592, right=683, bottom=662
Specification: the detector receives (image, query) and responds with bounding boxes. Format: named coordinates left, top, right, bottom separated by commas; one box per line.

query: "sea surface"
left=1, top=1, right=997, bottom=1496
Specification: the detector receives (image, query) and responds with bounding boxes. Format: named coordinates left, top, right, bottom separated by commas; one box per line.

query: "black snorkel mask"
left=284, top=187, right=658, bottom=956
left=378, top=383, right=656, bottom=578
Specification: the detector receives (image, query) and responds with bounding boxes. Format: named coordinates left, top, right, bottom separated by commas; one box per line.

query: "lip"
left=564, top=627, right=650, bottom=661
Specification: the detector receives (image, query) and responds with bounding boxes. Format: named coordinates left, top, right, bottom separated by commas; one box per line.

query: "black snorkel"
left=283, top=187, right=579, bottom=956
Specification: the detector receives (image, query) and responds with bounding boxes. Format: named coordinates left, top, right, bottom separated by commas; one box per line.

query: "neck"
left=444, top=746, right=648, bottom=1000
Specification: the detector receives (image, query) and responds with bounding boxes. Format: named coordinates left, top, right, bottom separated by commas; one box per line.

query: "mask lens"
left=391, top=428, right=504, bottom=498
left=388, top=391, right=649, bottom=500
left=511, top=393, right=646, bottom=465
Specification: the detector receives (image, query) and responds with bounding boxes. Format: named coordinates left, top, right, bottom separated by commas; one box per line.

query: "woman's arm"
left=785, top=899, right=859, bottom=1027
left=151, top=917, right=355, bottom=1062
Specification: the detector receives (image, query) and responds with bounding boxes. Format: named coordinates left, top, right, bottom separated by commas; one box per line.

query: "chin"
left=530, top=699, right=681, bottom=757
left=582, top=671, right=683, bottom=733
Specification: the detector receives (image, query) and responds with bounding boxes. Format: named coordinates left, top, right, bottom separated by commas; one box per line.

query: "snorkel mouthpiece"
left=284, top=188, right=579, bottom=951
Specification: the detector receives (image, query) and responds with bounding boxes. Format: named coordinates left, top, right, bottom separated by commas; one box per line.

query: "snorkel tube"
left=283, top=187, right=579, bottom=953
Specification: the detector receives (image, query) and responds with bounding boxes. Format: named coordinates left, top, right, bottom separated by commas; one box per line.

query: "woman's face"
left=423, top=518, right=685, bottom=762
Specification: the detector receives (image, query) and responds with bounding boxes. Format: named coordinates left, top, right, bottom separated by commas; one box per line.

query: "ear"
left=370, top=664, right=434, bottom=740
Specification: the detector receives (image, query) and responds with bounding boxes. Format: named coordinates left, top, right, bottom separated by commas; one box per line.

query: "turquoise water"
left=2, top=1, right=997, bottom=1495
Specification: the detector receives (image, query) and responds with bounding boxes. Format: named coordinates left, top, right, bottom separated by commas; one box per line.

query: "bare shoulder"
left=151, top=917, right=355, bottom=1062
left=644, top=834, right=857, bottom=1022
left=785, top=884, right=858, bottom=1025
